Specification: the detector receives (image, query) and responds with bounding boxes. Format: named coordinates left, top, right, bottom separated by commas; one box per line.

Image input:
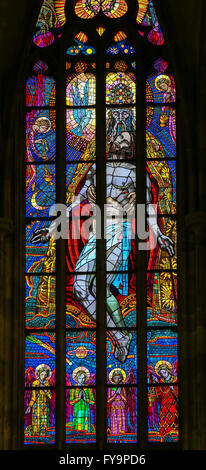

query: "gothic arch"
left=0, top=0, right=206, bottom=450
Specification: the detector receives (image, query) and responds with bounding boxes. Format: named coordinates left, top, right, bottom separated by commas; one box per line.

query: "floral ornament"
left=67, top=39, right=95, bottom=56
left=160, top=274, right=177, bottom=312
left=107, top=40, right=135, bottom=55
left=75, top=0, right=128, bottom=19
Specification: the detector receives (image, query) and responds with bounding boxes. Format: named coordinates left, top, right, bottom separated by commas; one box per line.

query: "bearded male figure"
left=32, top=127, right=174, bottom=363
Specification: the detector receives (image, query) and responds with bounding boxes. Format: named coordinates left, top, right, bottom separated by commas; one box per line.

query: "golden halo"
left=155, top=360, right=173, bottom=376
left=34, top=117, right=51, bottom=133
left=155, top=74, right=171, bottom=91
left=109, top=368, right=126, bottom=384
left=72, top=366, right=90, bottom=383
left=35, top=363, right=52, bottom=380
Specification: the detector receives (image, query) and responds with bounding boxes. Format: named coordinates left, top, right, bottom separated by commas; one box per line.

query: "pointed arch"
left=24, top=0, right=179, bottom=447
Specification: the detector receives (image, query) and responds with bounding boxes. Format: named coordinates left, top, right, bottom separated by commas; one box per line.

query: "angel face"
left=159, top=367, right=171, bottom=381
left=112, top=372, right=123, bottom=384
left=39, top=370, right=48, bottom=382
left=77, top=372, right=87, bottom=386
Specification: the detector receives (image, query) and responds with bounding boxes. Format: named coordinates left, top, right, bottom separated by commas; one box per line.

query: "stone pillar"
left=182, top=212, right=206, bottom=449
left=0, top=218, right=13, bottom=449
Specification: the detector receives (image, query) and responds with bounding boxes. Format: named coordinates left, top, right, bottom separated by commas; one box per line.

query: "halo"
left=109, top=368, right=126, bottom=384
left=155, top=74, right=171, bottom=91
left=155, top=360, right=172, bottom=376
left=35, top=363, right=52, bottom=380
left=34, top=117, right=51, bottom=133
left=72, top=366, right=90, bottom=383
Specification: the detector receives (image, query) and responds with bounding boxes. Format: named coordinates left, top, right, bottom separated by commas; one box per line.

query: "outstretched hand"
left=157, top=234, right=175, bottom=257
left=31, top=228, right=50, bottom=244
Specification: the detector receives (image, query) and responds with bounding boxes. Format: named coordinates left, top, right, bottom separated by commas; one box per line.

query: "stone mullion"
left=55, top=42, right=66, bottom=450
left=0, top=219, right=13, bottom=448
left=95, top=40, right=107, bottom=450
left=183, top=213, right=206, bottom=449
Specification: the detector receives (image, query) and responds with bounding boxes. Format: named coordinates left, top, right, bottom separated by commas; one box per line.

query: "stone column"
left=182, top=212, right=206, bottom=449
left=0, top=218, right=13, bottom=449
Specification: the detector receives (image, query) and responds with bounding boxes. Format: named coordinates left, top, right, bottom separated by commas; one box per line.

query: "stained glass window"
left=146, top=58, right=178, bottom=442
left=136, top=0, right=165, bottom=45
left=25, top=0, right=178, bottom=448
left=33, top=0, right=66, bottom=48
left=105, top=58, right=138, bottom=443
left=25, top=61, right=56, bottom=444
left=65, top=57, right=97, bottom=442
left=74, top=0, right=128, bottom=19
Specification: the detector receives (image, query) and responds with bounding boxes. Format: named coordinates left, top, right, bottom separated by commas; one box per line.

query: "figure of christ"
left=31, top=130, right=174, bottom=363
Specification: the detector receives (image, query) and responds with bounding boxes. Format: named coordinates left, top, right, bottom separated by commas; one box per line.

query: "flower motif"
left=160, top=282, right=176, bottom=311
left=75, top=0, right=128, bottom=19
left=108, top=46, right=119, bottom=55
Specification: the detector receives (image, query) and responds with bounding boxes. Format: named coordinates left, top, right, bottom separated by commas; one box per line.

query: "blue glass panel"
left=67, top=40, right=95, bottom=56
left=25, top=333, right=55, bottom=385
left=107, top=40, right=135, bottom=55
left=146, top=107, right=176, bottom=158
left=66, top=331, right=96, bottom=385
left=26, top=164, right=56, bottom=218
left=147, top=329, right=178, bottom=384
